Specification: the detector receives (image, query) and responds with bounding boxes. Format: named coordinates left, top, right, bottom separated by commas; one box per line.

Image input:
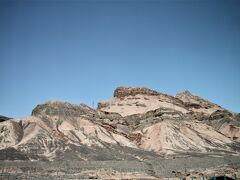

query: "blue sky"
left=0, top=0, right=240, bottom=118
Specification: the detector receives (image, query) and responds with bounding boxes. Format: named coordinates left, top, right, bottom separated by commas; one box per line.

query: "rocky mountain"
left=0, top=86, right=240, bottom=179
left=98, top=87, right=224, bottom=117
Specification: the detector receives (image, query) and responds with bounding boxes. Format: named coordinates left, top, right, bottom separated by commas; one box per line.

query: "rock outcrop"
left=0, top=115, right=12, bottom=122
left=113, top=86, right=160, bottom=98
left=0, top=120, right=23, bottom=149
left=98, top=86, right=188, bottom=116
left=98, top=87, right=224, bottom=117
left=176, top=91, right=224, bottom=115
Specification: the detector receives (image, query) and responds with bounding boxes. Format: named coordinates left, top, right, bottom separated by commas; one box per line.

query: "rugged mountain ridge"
left=1, top=86, right=240, bottom=179
left=98, top=87, right=226, bottom=118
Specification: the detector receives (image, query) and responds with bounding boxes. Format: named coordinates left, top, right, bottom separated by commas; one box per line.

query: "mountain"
left=0, top=87, right=240, bottom=179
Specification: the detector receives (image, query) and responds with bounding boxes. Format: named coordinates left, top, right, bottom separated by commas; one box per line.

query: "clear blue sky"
left=1, top=0, right=240, bottom=118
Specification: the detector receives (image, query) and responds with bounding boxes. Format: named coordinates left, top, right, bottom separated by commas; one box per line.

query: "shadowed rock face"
left=0, top=86, right=240, bottom=178
left=0, top=115, right=12, bottom=122
left=209, top=176, right=235, bottom=180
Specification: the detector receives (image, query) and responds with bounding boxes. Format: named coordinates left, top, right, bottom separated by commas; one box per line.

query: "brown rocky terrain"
left=0, top=86, right=240, bottom=179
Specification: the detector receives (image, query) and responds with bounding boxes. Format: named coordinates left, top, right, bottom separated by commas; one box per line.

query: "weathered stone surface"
left=113, top=86, right=160, bottom=98
left=205, top=110, right=240, bottom=142
left=176, top=90, right=224, bottom=115
left=1, top=86, right=240, bottom=178
left=32, top=101, right=96, bottom=117
left=98, top=87, right=225, bottom=118
left=98, top=87, right=188, bottom=116
left=0, top=120, right=23, bottom=149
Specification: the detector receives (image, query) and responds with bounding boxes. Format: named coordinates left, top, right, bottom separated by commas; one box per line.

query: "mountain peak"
left=98, top=86, right=227, bottom=117
left=176, top=90, right=198, bottom=103
left=31, top=100, right=95, bottom=117
left=98, top=86, right=188, bottom=116
left=178, top=90, right=193, bottom=95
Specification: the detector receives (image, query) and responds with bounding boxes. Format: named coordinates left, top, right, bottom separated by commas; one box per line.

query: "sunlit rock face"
left=0, top=120, right=23, bottom=149
left=98, top=86, right=189, bottom=116
left=98, top=87, right=225, bottom=118
left=176, top=91, right=225, bottom=115
left=0, top=86, right=240, bottom=179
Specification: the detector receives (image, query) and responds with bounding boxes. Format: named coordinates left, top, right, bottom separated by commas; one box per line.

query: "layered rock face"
left=98, top=87, right=188, bottom=116
left=176, top=90, right=224, bottom=115
left=98, top=86, right=224, bottom=117
left=113, top=86, right=160, bottom=98
left=0, top=87, right=240, bottom=179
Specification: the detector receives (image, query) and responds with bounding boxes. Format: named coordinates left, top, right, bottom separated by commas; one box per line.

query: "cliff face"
left=0, top=86, right=240, bottom=178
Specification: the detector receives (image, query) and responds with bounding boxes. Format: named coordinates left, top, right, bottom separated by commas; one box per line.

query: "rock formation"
left=0, top=115, right=12, bottom=122
left=0, top=86, right=240, bottom=179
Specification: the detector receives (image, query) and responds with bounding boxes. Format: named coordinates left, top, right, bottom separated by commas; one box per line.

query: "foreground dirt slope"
left=0, top=86, right=240, bottom=178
